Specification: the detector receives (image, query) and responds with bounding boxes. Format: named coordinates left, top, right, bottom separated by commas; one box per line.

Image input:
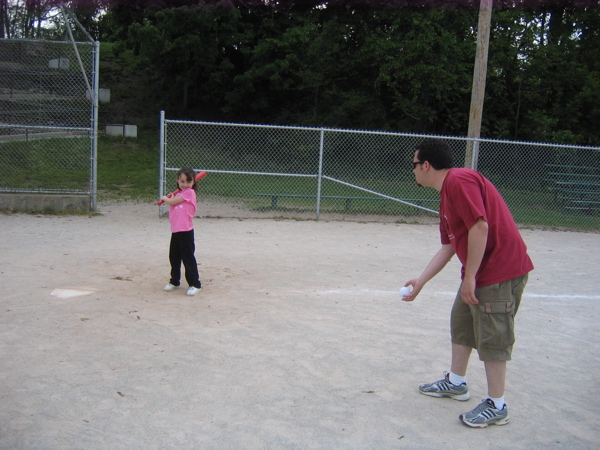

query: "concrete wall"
left=0, top=194, right=91, bottom=213
left=105, top=124, right=137, bottom=138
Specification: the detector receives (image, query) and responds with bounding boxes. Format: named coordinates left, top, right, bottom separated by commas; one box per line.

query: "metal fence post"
left=90, top=40, right=100, bottom=212
left=158, top=111, right=166, bottom=217
left=471, top=138, right=480, bottom=170
left=316, top=129, right=325, bottom=219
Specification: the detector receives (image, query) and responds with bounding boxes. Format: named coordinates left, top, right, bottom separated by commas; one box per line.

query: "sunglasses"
left=412, top=161, right=425, bottom=169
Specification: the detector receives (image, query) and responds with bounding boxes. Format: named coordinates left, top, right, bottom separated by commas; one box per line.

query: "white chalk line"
left=309, top=289, right=600, bottom=300
left=432, top=291, right=600, bottom=300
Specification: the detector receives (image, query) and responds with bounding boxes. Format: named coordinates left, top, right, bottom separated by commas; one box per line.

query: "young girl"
left=161, top=168, right=202, bottom=296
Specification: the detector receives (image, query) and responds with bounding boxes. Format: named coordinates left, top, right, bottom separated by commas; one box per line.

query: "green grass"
left=0, top=137, right=90, bottom=191
left=0, top=132, right=158, bottom=199
left=500, top=187, right=600, bottom=231
left=97, top=133, right=159, bottom=200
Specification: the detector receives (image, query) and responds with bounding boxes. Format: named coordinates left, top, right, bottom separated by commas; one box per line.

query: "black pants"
left=169, top=230, right=201, bottom=288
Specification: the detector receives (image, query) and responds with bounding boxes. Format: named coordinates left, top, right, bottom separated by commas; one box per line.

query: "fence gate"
left=0, top=11, right=99, bottom=211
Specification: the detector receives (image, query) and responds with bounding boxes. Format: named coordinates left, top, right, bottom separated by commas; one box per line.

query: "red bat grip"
left=157, top=189, right=181, bottom=206
left=157, top=171, right=207, bottom=205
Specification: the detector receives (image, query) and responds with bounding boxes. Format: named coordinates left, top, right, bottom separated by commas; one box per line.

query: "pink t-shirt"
left=439, top=168, right=534, bottom=287
left=169, top=188, right=197, bottom=233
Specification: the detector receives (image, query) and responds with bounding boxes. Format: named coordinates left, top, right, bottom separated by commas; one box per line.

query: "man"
left=401, top=138, right=534, bottom=428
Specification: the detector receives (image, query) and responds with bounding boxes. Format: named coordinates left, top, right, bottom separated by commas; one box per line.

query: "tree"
left=1, top=0, right=56, bottom=38
left=0, top=0, right=107, bottom=40
left=124, top=4, right=242, bottom=113
left=39, top=0, right=598, bottom=145
left=485, top=3, right=600, bottom=144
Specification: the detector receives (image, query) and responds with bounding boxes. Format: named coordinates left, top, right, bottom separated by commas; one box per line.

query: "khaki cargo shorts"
left=451, top=274, right=528, bottom=362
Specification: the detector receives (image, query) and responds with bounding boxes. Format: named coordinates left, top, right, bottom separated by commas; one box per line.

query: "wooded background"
left=2, top=0, right=599, bottom=146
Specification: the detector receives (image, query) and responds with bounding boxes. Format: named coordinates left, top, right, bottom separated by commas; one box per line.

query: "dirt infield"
left=1, top=201, right=599, bottom=449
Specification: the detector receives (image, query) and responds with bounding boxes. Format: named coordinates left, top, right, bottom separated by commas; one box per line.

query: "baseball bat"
left=157, top=170, right=207, bottom=205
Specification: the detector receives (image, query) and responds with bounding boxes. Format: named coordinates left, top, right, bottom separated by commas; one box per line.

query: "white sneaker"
left=164, top=283, right=178, bottom=292
left=187, top=286, right=201, bottom=296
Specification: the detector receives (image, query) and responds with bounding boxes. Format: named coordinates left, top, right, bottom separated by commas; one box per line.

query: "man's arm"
left=460, top=218, right=488, bottom=305
left=402, top=244, right=455, bottom=302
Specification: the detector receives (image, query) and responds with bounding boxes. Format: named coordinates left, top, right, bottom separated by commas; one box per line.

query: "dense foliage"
left=2, top=0, right=600, bottom=144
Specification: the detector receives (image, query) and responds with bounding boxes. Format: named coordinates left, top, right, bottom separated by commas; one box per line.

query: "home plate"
left=50, top=288, right=98, bottom=299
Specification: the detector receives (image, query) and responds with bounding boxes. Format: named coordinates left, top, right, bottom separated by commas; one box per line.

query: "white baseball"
left=399, top=286, right=412, bottom=296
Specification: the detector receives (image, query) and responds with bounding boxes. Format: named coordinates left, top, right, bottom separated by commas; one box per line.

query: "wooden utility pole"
left=465, top=0, right=493, bottom=169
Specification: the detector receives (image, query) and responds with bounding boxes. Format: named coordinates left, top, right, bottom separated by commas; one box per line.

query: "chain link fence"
left=0, top=29, right=99, bottom=210
left=159, top=113, right=600, bottom=231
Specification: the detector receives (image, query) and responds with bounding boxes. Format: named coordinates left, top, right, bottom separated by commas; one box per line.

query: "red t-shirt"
left=439, top=168, right=534, bottom=287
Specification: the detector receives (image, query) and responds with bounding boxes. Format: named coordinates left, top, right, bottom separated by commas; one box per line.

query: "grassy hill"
left=97, top=133, right=159, bottom=201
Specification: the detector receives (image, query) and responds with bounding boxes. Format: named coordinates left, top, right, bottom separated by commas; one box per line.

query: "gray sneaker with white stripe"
left=460, top=398, right=510, bottom=428
left=418, top=372, right=470, bottom=401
